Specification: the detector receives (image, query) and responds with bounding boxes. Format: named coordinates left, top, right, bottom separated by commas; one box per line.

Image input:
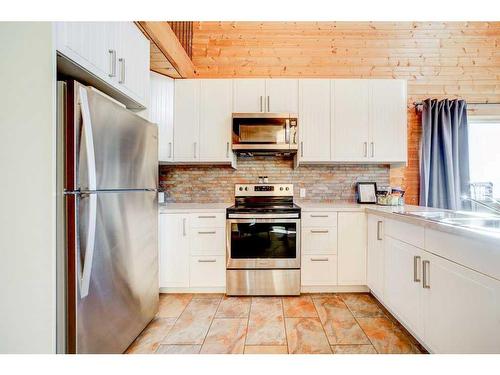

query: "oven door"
left=226, top=218, right=301, bottom=269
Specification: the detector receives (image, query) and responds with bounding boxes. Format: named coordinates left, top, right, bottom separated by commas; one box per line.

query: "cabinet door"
left=337, top=212, right=367, bottom=285
left=369, top=80, right=407, bottom=162
left=233, top=79, right=266, bottom=112
left=265, top=79, right=298, bottom=113
left=384, top=237, right=424, bottom=339
left=56, top=22, right=112, bottom=82
left=301, top=255, right=338, bottom=286
left=332, top=80, right=370, bottom=161
left=174, top=80, right=200, bottom=161
left=422, top=252, right=500, bottom=353
left=367, top=215, right=384, bottom=298
left=298, top=79, right=331, bottom=162
left=116, top=22, right=150, bottom=105
left=150, top=72, right=174, bottom=162
left=159, top=214, right=190, bottom=288
left=199, top=79, right=233, bottom=162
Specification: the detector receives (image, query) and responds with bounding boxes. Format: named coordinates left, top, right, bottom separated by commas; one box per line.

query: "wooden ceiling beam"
left=137, top=21, right=196, bottom=78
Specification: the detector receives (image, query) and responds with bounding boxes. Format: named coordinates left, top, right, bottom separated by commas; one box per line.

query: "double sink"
left=396, top=210, right=500, bottom=232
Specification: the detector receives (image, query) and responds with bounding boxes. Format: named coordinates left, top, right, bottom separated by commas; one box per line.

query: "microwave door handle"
left=285, top=119, right=290, bottom=144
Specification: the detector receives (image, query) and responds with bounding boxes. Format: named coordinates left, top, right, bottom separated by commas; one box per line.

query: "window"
left=468, top=117, right=500, bottom=199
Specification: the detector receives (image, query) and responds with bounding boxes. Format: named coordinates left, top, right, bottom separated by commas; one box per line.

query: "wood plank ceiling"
left=148, top=21, right=500, bottom=205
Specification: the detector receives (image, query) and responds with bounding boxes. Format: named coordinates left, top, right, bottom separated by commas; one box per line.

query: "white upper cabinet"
left=233, top=79, right=266, bottom=112
left=150, top=72, right=174, bottom=163
left=265, top=79, right=298, bottom=113
left=369, top=80, right=407, bottom=162
left=332, top=80, right=370, bottom=162
left=56, top=22, right=150, bottom=107
left=174, top=80, right=200, bottom=162
left=233, top=79, right=298, bottom=113
left=298, top=79, right=331, bottom=162
left=199, top=79, right=233, bottom=162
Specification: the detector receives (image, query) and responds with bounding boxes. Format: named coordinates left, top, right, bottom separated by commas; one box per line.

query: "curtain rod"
left=413, top=101, right=500, bottom=107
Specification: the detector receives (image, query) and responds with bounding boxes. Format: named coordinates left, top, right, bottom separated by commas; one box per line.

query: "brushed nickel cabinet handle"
left=310, top=214, right=328, bottom=218
left=301, top=141, right=304, bottom=157
left=118, top=58, right=125, bottom=84
left=226, top=142, right=230, bottom=158
left=414, top=256, right=421, bottom=282
left=267, top=96, right=270, bottom=112
left=182, top=218, right=187, bottom=236
left=311, top=257, right=329, bottom=262
left=198, top=231, right=216, bottom=234
left=422, top=260, right=430, bottom=288
left=260, top=96, right=263, bottom=112
left=377, top=220, right=383, bottom=240
left=198, top=259, right=216, bottom=263
left=364, top=142, right=368, bottom=157
left=198, top=215, right=216, bottom=219
left=371, top=142, right=374, bottom=157
left=108, top=49, right=116, bottom=77
left=311, top=229, right=329, bottom=234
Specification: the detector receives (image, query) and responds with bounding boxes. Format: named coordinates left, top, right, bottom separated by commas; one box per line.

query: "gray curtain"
left=419, top=99, right=470, bottom=210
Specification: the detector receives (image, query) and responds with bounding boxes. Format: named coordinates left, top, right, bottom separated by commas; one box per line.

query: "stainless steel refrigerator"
left=56, top=80, right=159, bottom=353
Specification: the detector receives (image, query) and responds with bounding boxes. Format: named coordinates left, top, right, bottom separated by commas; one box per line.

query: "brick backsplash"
left=159, top=156, right=390, bottom=203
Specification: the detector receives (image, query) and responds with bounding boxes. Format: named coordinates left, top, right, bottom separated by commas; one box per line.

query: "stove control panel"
left=235, top=184, right=294, bottom=197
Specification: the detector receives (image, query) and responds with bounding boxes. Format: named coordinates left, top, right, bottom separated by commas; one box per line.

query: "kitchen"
left=1, top=1, right=500, bottom=370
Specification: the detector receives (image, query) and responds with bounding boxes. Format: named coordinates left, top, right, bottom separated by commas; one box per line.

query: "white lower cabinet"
left=159, top=214, right=190, bottom=288
left=337, top=212, right=367, bottom=285
left=367, top=215, right=385, bottom=298
left=422, top=251, right=500, bottom=353
left=189, top=256, right=226, bottom=288
left=301, top=255, right=338, bottom=286
left=384, top=237, right=424, bottom=339
left=159, top=211, right=226, bottom=291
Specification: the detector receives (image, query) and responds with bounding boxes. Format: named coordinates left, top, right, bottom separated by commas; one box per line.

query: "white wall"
left=0, top=22, right=57, bottom=353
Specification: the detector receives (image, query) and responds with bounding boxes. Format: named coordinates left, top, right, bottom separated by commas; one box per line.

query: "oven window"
left=230, top=222, right=297, bottom=259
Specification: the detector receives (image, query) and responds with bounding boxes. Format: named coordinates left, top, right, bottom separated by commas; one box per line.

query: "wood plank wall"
left=191, top=21, right=500, bottom=204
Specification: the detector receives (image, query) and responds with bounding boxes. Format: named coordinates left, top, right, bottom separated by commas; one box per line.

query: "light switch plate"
left=300, top=188, right=306, bottom=198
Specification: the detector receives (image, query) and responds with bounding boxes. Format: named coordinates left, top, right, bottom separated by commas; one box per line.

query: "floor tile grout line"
left=310, top=295, right=334, bottom=354
left=243, top=297, right=254, bottom=350
left=199, top=296, right=224, bottom=353
left=339, top=293, right=380, bottom=354
left=159, top=294, right=194, bottom=346
left=280, top=297, right=290, bottom=354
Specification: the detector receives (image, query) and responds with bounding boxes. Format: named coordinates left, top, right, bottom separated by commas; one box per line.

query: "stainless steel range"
left=226, top=184, right=301, bottom=296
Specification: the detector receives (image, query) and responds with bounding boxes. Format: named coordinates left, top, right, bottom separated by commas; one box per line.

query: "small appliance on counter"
left=377, top=188, right=405, bottom=206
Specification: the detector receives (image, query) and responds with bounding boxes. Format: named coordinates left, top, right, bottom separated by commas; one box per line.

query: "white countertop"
left=159, top=203, right=230, bottom=214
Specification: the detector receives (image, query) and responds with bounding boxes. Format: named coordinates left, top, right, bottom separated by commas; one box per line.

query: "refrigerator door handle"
left=79, top=193, right=97, bottom=298
left=78, top=87, right=97, bottom=191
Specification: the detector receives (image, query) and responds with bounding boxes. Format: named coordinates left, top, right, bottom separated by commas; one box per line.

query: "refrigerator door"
left=76, top=82, right=158, bottom=191
left=75, top=190, right=158, bottom=354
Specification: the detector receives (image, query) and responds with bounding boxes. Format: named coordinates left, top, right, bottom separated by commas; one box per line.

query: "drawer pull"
left=377, top=220, right=383, bottom=240
left=310, top=257, right=329, bottom=262
left=310, top=214, right=329, bottom=218
left=198, top=259, right=217, bottom=263
left=198, top=231, right=216, bottom=234
left=422, top=260, right=431, bottom=289
left=310, top=229, right=329, bottom=234
left=198, top=215, right=216, bottom=219
left=413, top=255, right=421, bottom=282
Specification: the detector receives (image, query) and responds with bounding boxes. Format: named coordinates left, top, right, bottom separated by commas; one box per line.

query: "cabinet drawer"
left=302, top=228, right=337, bottom=254
left=302, top=212, right=337, bottom=227
left=301, top=254, right=338, bottom=286
left=190, top=256, right=226, bottom=287
left=385, top=219, right=424, bottom=249
left=190, top=227, right=225, bottom=255
left=190, top=212, right=225, bottom=228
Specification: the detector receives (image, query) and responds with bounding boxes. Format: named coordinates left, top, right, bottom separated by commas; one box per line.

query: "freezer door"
left=74, top=190, right=158, bottom=354
left=76, top=83, right=158, bottom=190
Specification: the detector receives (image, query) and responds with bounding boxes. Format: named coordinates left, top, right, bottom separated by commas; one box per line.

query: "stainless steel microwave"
left=232, top=113, right=298, bottom=152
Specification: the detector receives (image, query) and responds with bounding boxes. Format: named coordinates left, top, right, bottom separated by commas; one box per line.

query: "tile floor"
left=126, top=293, right=424, bottom=354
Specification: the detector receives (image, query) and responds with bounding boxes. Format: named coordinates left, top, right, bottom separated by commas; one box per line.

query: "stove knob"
left=280, top=187, right=284, bottom=191
left=239, top=187, right=243, bottom=191
left=245, top=187, right=248, bottom=191
left=285, top=187, right=289, bottom=191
